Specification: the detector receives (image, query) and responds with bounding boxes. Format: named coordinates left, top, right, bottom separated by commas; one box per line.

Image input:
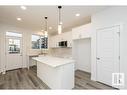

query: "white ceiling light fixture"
left=17, top=17, right=22, bottom=21
left=58, top=6, right=62, bottom=34
left=20, top=6, right=27, bottom=10
left=44, top=16, right=48, bottom=37
left=75, top=13, right=80, bottom=17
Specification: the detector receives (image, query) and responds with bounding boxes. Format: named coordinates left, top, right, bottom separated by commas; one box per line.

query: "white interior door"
left=6, top=37, right=23, bottom=70
left=97, top=25, right=120, bottom=88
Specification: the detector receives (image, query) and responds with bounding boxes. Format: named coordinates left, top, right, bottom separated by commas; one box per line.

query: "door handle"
left=96, top=57, right=100, bottom=60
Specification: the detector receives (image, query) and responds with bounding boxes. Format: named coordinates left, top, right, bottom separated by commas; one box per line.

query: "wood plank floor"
left=0, top=66, right=117, bottom=89
left=0, top=67, right=49, bottom=89
left=74, top=70, right=117, bottom=89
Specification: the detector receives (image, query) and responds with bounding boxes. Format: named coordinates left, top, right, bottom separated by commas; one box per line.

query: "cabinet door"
left=81, top=24, right=91, bottom=38
left=57, top=34, right=63, bottom=47
left=72, top=28, right=81, bottom=40
left=72, top=23, right=91, bottom=40
left=52, top=36, right=58, bottom=48
left=50, top=36, right=55, bottom=48
left=60, top=33, right=64, bottom=41
left=55, top=35, right=58, bottom=47
left=49, top=37, right=52, bottom=48
left=65, top=32, right=72, bottom=47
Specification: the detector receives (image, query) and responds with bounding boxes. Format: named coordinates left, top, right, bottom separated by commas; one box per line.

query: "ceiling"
left=0, top=6, right=109, bottom=35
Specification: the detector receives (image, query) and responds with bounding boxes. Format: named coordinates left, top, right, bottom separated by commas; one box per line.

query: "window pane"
left=40, top=37, right=48, bottom=49
left=8, top=39, right=20, bottom=54
left=32, top=35, right=40, bottom=49
left=6, top=32, right=22, bottom=37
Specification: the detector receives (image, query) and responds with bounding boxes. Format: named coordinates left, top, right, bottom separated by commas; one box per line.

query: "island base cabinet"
left=37, top=62, right=75, bottom=89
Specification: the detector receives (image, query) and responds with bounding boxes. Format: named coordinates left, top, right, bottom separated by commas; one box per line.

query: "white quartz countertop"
left=32, top=56, right=75, bottom=68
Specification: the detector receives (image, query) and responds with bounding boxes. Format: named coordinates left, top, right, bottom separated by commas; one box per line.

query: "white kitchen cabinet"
left=50, top=36, right=57, bottom=48
left=49, top=36, right=53, bottom=48
left=64, top=32, right=72, bottom=47
left=49, top=31, right=72, bottom=48
left=72, top=23, right=92, bottom=40
left=33, top=56, right=75, bottom=89
left=54, top=35, right=59, bottom=47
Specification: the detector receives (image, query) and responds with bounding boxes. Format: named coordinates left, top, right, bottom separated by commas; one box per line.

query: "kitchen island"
left=32, top=56, right=75, bottom=89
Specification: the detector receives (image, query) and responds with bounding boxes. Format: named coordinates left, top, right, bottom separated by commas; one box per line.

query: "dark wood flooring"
left=0, top=66, right=116, bottom=89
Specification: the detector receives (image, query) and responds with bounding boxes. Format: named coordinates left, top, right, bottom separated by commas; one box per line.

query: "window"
left=6, top=32, right=22, bottom=54
left=31, top=35, right=48, bottom=49
left=8, top=39, right=20, bottom=54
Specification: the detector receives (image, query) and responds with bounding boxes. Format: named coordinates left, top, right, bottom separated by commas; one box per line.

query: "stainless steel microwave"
left=58, top=41, right=67, bottom=47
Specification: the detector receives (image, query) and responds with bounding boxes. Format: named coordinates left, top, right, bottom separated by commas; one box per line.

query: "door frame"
left=5, top=31, right=23, bottom=71
left=95, top=23, right=123, bottom=88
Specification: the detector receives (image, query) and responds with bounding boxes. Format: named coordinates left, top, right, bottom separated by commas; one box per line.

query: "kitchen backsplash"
left=49, top=48, right=72, bottom=58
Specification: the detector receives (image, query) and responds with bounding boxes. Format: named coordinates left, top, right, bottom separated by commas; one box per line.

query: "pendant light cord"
left=45, top=16, right=48, bottom=32
left=58, top=6, right=62, bottom=25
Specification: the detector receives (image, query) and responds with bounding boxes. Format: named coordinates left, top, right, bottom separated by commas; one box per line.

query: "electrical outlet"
left=112, top=73, right=124, bottom=86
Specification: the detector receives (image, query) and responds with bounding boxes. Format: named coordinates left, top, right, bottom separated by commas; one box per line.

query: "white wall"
left=72, top=38, right=91, bottom=72
left=91, top=7, right=127, bottom=89
left=0, top=23, right=42, bottom=73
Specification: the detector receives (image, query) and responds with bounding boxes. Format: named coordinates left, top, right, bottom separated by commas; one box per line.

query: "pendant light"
left=58, top=6, right=62, bottom=34
left=44, top=16, right=48, bottom=37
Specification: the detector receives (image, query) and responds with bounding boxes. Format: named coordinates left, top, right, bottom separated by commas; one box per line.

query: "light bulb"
left=75, top=13, right=80, bottom=17
left=58, top=24, right=62, bottom=34
left=17, top=18, right=22, bottom=21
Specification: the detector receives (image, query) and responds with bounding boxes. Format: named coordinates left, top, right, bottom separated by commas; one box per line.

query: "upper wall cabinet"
left=72, top=23, right=92, bottom=40
left=49, top=31, right=72, bottom=48
left=63, top=31, right=72, bottom=47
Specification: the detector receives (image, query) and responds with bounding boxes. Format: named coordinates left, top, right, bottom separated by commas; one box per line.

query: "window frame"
left=6, top=31, right=22, bottom=38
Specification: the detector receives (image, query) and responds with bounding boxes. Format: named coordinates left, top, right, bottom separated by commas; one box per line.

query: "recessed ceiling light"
left=49, top=27, right=52, bottom=29
left=75, top=13, right=80, bottom=17
left=17, top=18, right=22, bottom=21
left=20, top=6, right=27, bottom=10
